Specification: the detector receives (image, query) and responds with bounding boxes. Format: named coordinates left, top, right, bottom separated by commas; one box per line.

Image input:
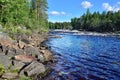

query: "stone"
left=2, top=45, right=9, bottom=54
left=24, top=46, right=40, bottom=56
left=40, top=50, right=53, bottom=61
left=35, top=54, right=45, bottom=62
left=24, top=61, right=46, bottom=77
left=0, top=33, right=13, bottom=47
left=0, top=53, right=12, bottom=69
left=11, top=60, right=25, bottom=71
left=18, top=40, right=26, bottom=49
left=21, top=39, right=30, bottom=44
left=15, top=49, right=24, bottom=55
left=13, top=54, right=37, bottom=63
left=2, top=73, right=18, bottom=79
left=11, top=41, right=19, bottom=49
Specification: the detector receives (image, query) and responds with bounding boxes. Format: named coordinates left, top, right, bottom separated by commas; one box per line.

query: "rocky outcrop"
left=18, top=40, right=26, bottom=49
left=40, top=50, right=53, bottom=61
left=2, top=73, right=18, bottom=79
left=24, top=61, right=46, bottom=77
left=0, top=32, right=53, bottom=79
left=13, top=54, right=37, bottom=63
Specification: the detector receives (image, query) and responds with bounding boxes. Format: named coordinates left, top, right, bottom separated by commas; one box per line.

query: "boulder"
left=11, top=60, right=25, bottom=71
left=40, top=50, right=53, bottom=61
left=21, top=39, right=30, bottom=44
left=2, top=73, right=18, bottom=79
left=35, top=54, right=45, bottom=62
left=24, top=61, right=46, bottom=77
left=13, top=54, right=37, bottom=63
left=0, top=33, right=13, bottom=47
left=24, top=45, right=40, bottom=56
left=15, top=49, right=24, bottom=55
left=0, top=53, right=12, bottom=69
left=18, top=40, right=26, bottom=49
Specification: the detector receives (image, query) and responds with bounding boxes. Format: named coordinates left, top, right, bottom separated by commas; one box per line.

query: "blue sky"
left=47, top=0, right=120, bottom=22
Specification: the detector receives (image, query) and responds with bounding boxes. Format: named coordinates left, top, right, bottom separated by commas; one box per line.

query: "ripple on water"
left=46, top=32, right=120, bottom=80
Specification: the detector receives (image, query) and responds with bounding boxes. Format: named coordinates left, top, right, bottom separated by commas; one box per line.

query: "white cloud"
left=102, top=3, right=113, bottom=11
left=102, top=2, right=120, bottom=12
left=49, top=11, right=66, bottom=16
left=49, top=11, right=60, bottom=15
left=81, top=1, right=93, bottom=8
left=61, top=11, right=66, bottom=15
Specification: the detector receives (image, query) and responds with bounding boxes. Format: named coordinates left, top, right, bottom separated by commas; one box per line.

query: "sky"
left=47, top=0, right=120, bottom=22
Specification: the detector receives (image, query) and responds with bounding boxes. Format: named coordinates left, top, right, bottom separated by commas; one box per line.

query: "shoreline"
left=0, top=31, right=53, bottom=80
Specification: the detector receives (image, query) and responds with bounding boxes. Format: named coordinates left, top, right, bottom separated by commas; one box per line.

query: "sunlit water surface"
left=46, top=31, right=120, bottom=80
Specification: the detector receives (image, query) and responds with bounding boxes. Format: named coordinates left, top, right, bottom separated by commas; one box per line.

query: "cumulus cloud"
left=49, top=11, right=66, bottom=16
left=49, top=11, right=60, bottom=15
left=81, top=1, right=93, bottom=8
left=102, top=3, right=113, bottom=11
left=102, top=2, right=120, bottom=12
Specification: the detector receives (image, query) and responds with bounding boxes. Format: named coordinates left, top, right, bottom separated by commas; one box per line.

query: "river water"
left=46, top=31, right=120, bottom=80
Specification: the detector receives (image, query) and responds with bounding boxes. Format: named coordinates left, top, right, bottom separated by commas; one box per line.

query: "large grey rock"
left=35, top=54, right=45, bottom=62
left=0, top=53, right=12, bottom=69
left=0, top=33, right=13, bottom=46
left=24, top=45, right=40, bottom=56
left=2, top=73, right=18, bottom=79
left=15, top=49, right=24, bottom=54
left=11, top=60, right=25, bottom=71
left=13, top=54, right=37, bottom=63
left=18, top=40, right=26, bottom=49
left=24, top=61, right=46, bottom=77
left=40, top=50, right=53, bottom=61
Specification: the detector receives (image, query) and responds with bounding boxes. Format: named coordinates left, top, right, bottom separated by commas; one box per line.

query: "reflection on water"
left=46, top=32, right=120, bottom=80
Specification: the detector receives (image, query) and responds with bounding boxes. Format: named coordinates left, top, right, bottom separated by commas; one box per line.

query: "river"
left=46, top=31, right=120, bottom=80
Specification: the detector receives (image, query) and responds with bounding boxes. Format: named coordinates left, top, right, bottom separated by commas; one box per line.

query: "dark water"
left=46, top=32, right=120, bottom=80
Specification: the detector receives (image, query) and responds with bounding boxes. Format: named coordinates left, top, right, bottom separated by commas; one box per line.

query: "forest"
left=0, top=0, right=48, bottom=33
left=49, top=9, right=120, bottom=33
left=0, top=0, right=120, bottom=33
left=49, top=22, right=72, bottom=29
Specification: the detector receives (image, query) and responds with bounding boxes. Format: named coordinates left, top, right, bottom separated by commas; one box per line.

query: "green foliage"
left=19, top=75, right=31, bottom=80
left=0, top=0, right=48, bottom=33
left=71, top=9, right=120, bottom=32
left=49, top=22, right=72, bottom=29
left=0, top=63, right=5, bottom=76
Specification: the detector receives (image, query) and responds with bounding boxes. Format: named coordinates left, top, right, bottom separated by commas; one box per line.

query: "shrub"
left=0, top=63, right=5, bottom=76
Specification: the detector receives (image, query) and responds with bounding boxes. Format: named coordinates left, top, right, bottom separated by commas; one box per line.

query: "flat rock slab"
left=11, top=60, right=25, bottom=70
left=24, top=61, right=46, bottom=77
left=24, top=46, right=40, bottom=55
left=0, top=53, right=12, bottom=69
left=2, top=73, right=18, bottom=79
left=14, top=54, right=37, bottom=63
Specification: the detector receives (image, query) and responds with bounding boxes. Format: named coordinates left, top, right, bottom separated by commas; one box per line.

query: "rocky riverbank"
left=0, top=31, right=53, bottom=79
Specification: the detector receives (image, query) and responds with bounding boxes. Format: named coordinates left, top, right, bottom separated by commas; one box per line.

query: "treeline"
left=0, top=0, right=48, bottom=31
left=71, top=9, right=120, bottom=32
left=49, top=22, right=72, bottom=29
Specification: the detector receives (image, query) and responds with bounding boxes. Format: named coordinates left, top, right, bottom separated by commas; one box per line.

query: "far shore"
left=50, top=29, right=120, bottom=37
